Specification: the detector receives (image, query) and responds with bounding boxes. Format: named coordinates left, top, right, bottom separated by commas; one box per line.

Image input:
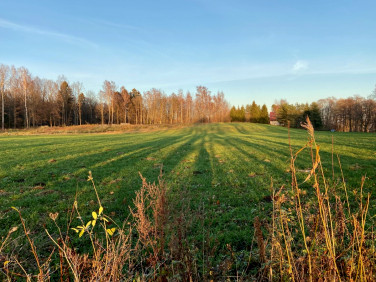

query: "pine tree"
left=277, top=103, right=289, bottom=126
left=259, top=104, right=269, bottom=124
left=58, top=81, right=74, bottom=126
left=230, top=106, right=236, bottom=122
left=306, top=102, right=322, bottom=129
left=240, top=106, right=246, bottom=122
left=249, top=101, right=261, bottom=123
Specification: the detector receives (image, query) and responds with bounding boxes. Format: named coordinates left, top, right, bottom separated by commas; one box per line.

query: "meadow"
left=0, top=123, right=375, bottom=279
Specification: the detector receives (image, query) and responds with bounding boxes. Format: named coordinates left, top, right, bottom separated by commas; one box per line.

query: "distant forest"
left=1, top=63, right=375, bottom=132
left=231, top=96, right=376, bottom=132
left=0, top=64, right=230, bottom=129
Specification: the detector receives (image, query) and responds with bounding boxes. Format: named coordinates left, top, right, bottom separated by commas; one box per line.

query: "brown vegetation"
left=0, top=123, right=190, bottom=136
left=257, top=117, right=376, bottom=280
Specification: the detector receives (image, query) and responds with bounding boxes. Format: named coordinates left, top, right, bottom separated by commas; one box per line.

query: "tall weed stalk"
left=261, top=117, right=375, bottom=281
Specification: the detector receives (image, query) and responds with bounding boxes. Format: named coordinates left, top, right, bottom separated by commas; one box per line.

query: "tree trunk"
left=24, top=88, right=29, bottom=128
left=101, top=103, right=104, bottom=125
left=181, top=101, right=183, bottom=123
left=13, top=99, right=16, bottom=129
left=1, top=87, right=4, bottom=130
left=111, top=102, right=114, bottom=125
left=79, top=104, right=82, bottom=125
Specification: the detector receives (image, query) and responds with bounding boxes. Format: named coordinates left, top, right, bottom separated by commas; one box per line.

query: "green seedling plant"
left=71, top=205, right=116, bottom=238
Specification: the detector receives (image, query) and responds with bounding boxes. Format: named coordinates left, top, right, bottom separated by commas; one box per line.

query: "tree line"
left=272, top=101, right=323, bottom=129
left=230, top=101, right=269, bottom=124
left=272, top=95, right=376, bottom=132
left=0, top=64, right=230, bottom=129
left=317, top=96, right=376, bottom=132
left=1, top=63, right=375, bottom=132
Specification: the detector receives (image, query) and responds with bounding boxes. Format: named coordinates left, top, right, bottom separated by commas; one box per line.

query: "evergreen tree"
left=58, top=81, right=74, bottom=126
left=230, top=106, right=236, bottom=122
left=259, top=104, right=269, bottom=124
left=240, top=106, right=246, bottom=122
left=230, top=106, right=246, bottom=122
left=277, top=103, right=289, bottom=126
left=304, top=102, right=322, bottom=129
left=249, top=101, right=261, bottom=123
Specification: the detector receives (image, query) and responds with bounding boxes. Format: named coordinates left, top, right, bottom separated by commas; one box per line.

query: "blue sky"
left=1, top=0, right=375, bottom=108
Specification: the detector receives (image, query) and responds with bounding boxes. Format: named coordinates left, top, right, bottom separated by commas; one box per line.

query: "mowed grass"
left=1, top=123, right=375, bottom=257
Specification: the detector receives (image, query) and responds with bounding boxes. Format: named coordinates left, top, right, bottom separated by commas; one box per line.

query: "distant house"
left=269, top=112, right=280, bottom=126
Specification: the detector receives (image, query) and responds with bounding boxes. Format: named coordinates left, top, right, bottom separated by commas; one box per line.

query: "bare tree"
left=0, top=64, right=9, bottom=130
left=102, top=80, right=117, bottom=124
left=120, top=87, right=130, bottom=123
left=71, top=81, right=84, bottom=125
left=19, top=67, right=32, bottom=128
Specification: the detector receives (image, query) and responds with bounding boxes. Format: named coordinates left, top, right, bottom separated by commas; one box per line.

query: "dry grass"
left=130, top=170, right=168, bottom=277
left=257, top=117, right=376, bottom=281
left=0, top=123, right=189, bottom=136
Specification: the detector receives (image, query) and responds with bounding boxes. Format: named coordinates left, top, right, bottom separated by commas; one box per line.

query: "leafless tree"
left=0, top=64, right=9, bottom=130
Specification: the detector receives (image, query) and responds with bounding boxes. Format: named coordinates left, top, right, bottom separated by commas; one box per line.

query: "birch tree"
left=0, top=64, right=9, bottom=130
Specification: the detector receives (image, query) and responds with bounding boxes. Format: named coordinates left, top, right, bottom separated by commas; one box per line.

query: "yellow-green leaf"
left=92, top=211, right=98, bottom=220
left=99, top=206, right=103, bottom=215
left=71, top=228, right=79, bottom=233
left=85, top=221, right=91, bottom=228
left=106, top=228, right=116, bottom=236
left=92, top=219, right=96, bottom=227
left=79, top=229, right=85, bottom=238
left=4, top=261, right=9, bottom=267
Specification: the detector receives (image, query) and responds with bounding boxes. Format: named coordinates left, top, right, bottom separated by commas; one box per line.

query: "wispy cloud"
left=0, top=18, right=98, bottom=48
left=92, top=19, right=140, bottom=31
left=292, top=60, right=309, bottom=72
left=159, top=61, right=376, bottom=88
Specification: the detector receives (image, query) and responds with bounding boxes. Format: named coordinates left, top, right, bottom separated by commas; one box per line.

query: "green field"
left=1, top=123, right=376, bottom=275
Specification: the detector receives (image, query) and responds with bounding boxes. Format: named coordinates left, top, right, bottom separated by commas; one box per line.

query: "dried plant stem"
left=269, top=178, right=275, bottom=281
left=45, top=229, right=79, bottom=281
left=307, top=119, right=341, bottom=279
left=289, top=124, right=312, bottom=282
left=88, top=170, right=102, bottom=207
left=75, top=206, right=98, bottom=260
left=337, top=154, right=351, bottom=216
left=14, top=257, right=31, bottom=282
left=331, top=135, right=334, bottom=180
left=12, top=207, right=43, bottom=279
left=278, top=205, right=295, bottom=281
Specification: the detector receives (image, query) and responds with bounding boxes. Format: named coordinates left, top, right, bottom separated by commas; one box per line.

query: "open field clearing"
left=1, top=123, right=376, bottom=279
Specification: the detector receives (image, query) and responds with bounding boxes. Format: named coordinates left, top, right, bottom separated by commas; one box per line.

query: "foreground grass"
left=0, top=123, right=375, bottom=278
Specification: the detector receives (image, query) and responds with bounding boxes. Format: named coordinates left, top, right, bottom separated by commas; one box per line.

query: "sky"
left=0, top=0, right=376, bottom=108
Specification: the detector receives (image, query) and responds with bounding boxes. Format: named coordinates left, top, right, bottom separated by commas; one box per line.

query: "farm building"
left=269, top=112, right=280, bottom=126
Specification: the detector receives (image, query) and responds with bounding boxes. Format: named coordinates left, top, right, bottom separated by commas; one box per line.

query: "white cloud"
left=293, top=60, right=308, bottom=72
left=0, top=17, right=98, bottom=48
